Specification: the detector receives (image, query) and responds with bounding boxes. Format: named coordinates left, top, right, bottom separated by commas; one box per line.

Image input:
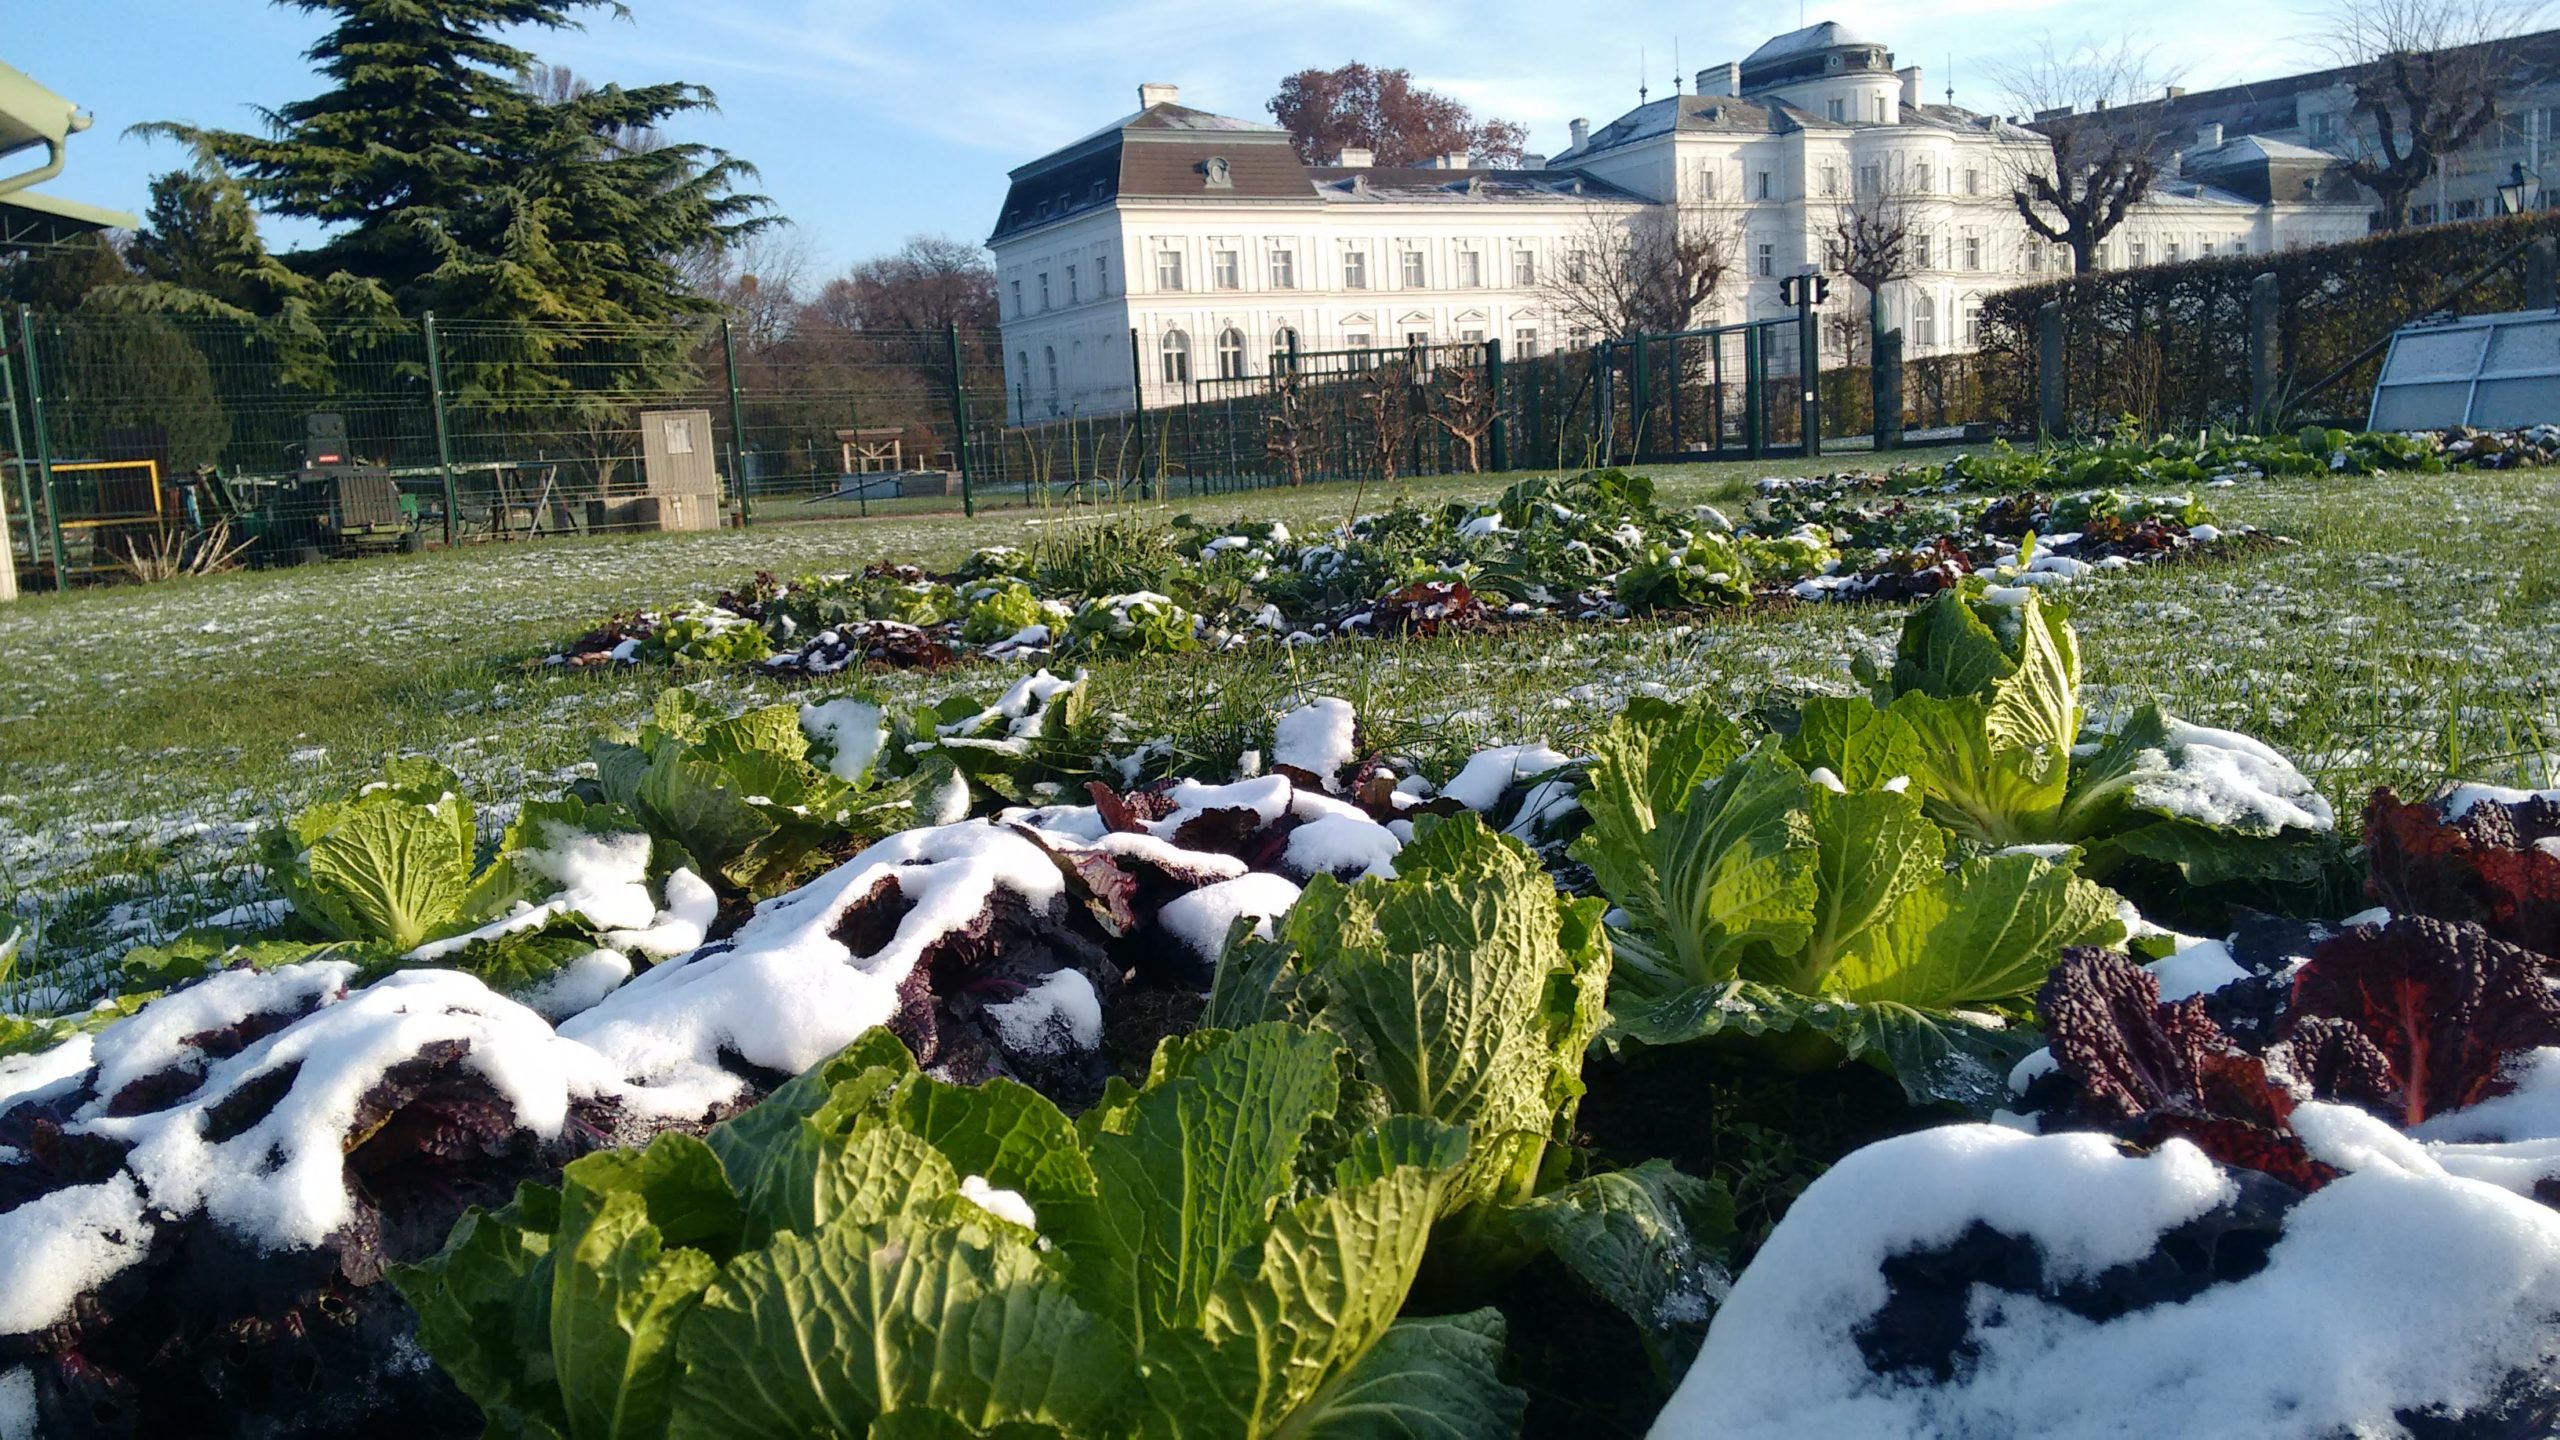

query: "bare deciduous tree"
left=2318, top=0, right=2545, bottom=229
left=1424, top=359, right=1492, bottom=472
left=1539, top=204, right=1741, bottom=341
left=1830, top=180, right=1923, bottom=360
left=1998, top=38, right=2185, bottom=273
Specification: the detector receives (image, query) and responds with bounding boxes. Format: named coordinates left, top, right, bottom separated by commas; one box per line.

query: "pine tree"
left=143, top=0, right=767, bottom=323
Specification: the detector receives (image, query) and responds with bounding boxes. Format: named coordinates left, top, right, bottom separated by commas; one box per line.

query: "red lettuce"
left=2041, top=949, right=2337, bottom=1191
left=2277, top=915, right=2560, bottom=1127
left=2362, top=789, right=2560, bottom=958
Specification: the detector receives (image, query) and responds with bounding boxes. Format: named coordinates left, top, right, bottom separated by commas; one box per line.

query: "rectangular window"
left=1964, top=307, right=1983, bottom=348
left=1009, top=279, right=1022, bottom=316
left=2129, top=239, right=2147, bottom=266
left=1343, top=247, right=1368, bottom=289
left=1756, top=169, right=1772, bottom=199
left=2309, top=111, right=2340, bottom=144
left=1038, top=272, right=1051, bottom=310
left=1513, top=249, right=1536, bottom=285
left=1697, top=164, right=1718, bottom=199
left=1963, top=235, right=1982, bottom=271
left=2164, top=241, right=2182, bottom=263
left=1820, top=163, right=1840, bottom=196
left=1874, top=95, right=1887, bottom=122
left=1405, top=328, right=1430, bottom=349
left=1065, top=264, right=1078, bottom=303
left=1459, top=250, right=1484, bottom=287
left=1915, top=162, right=1932, bottom=192
left=1096, top=255, right=1109, bottom=294
left=2453, top=197, right=2481, bottom=220
left=2229, top=238, right=2246, bottom=255
left=1567, top=248, right=1588, bottom=283
left=1461, top=327, right=1485, bottom=344
left=1827, top=98, right=1845, bottom=122
left=1157, top=250, right=1184, bottom=291
left=1213, top=249, right=1240, bottom=289
left=1963, top=168, right=1981, bottom=196
left=2200, top=240, right=2216, bottom=258
left=1345, top=331, right=1372, bottom=353
left=1402, top=250, right=1427, bottom=287
left=1271, top=248, right=1295, bottom=289
left=2027, top=244, right=2043, bottom=273
left=2412, top=203, right=2438, bottom=224
left=1756, top=242, right=1775, bottom=277
left=1858, top=163, right=1881, bottom=195
left=1514, top=327, right=1538, bottom=358
left=1914, top=234, right=1932, bottom=269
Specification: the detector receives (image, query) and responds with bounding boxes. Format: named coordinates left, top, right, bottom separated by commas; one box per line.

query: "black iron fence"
left=0, top=293, right=2000, bottom=589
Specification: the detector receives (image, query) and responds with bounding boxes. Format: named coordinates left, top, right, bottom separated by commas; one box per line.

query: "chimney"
left=1137, top=82, right=1179, bottom=109
left=2166, top=85, right=2188, bottom=99
left=1696, top=62, right=1740, bottom=98
left=1334, top=146, right=1374, bottom=168
left=1569, top=117, right=1590, bottom=149
left=1898, top=66, right=1924, bottom=109
left=1445, top=148, right=1470, bottom=169
left=1521, top=152, right=1548, bottom=170
left=2196, top=121, right=2223, bottom=149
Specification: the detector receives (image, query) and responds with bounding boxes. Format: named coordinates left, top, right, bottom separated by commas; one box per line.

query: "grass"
left=5, top=442, right=2556, bottom=1003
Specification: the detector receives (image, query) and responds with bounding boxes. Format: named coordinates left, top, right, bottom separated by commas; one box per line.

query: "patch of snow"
left=598, top=867, right=719, bottom=959
left=984, top=968, right=1103, bottom=1056
left=2144, top=937, right=2248, bottom=1001
left=199, top=898, right=290, bottom=930
left=958, top=1174, right=1039, bottom=1231
left=1157, top=873, right=1304, bottom=962
left=0, top=1032, right=95, bottom=1120
left=1660, top=1124, right=2560, bottom=1440
left=2132, top=718, right=2335, bottom=833
left=2441, top=782, right=2560, bottom=820
left=0, top=1367, right=30, bottom=1440
left=1441, top=743, right=1575, bottom=812
left=1281, top=814, right=1402, bottom=881
left=0, top=1175, right=153, bottom=1337
left=565, top=821, right=1065, bottom=1117
left=513, top=948, right=634, bottom=1022
left=800, top=697, right=888, bottom=784
left=1273, top=698, right=1358, bottom=788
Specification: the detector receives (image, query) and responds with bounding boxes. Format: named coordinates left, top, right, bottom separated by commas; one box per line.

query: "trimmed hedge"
left=1974, top=210, right=2560, bottom=434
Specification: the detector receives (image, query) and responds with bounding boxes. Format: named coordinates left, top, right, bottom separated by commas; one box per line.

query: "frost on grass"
left=1660, top=1124, right=2560, bottom=1440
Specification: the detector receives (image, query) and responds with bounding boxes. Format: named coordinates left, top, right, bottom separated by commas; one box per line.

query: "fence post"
left=422, top=312, right=460, bottom=547
left=2529, top=236, right=2558, bottom=310
left=721, top=317, right=752, bottom=526
left=1874, top=326, right=1905, bottom=453
left=944, top=322, right=973, bottom=517
left=1629, top=335, right=1650, bottom=458
left=0, top=308, right=37, bottom=580
left=17, top=308, right=65, bottom=591
left=1483, top=337, right=1506, bottom=474
left=1795, top=278, right=1823, bottom=459
left=1743, top=324, right=1765, bottom=460
left=1593, top=344, right=1613, bottom=465
left=1127, top=327, right=1148, bottom=496
left=2036, top=300, right=2066, bottom=443
left=2247, top=272, right=2283, bottom=431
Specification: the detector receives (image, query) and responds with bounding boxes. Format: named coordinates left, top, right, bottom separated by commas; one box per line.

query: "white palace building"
left=988, top=22, right=2373, bottom=422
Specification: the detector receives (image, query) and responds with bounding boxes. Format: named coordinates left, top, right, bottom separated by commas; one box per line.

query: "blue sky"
left=16, top=0, right=2341, bottom=279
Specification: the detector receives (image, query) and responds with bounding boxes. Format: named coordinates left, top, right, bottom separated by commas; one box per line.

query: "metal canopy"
left=0, top=188, right=135, bottom=247
left=2370, top=309, right=2560, bottom=431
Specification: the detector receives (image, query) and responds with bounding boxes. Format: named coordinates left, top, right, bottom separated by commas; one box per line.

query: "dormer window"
left=1202, top=156, right=1232, bottom=188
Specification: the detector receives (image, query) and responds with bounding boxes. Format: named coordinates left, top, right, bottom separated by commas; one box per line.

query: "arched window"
left=1160, top=328, right=1191, bottom=384
left=1272, top=326, right=1299, bottom=370
left=1217, top=326, right=1247, bottom=380
left=1043, top=345, right=1059, bottom=415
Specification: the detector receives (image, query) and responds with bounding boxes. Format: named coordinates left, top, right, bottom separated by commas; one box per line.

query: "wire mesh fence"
left=0, top=297, right=1995, bottom=588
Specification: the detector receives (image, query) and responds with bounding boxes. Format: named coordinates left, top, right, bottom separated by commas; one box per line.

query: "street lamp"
left=2497, top=161, right=2538, bottom=216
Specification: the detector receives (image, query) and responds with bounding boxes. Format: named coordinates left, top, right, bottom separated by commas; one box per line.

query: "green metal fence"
left=1, top=297, right=1966, bottom=589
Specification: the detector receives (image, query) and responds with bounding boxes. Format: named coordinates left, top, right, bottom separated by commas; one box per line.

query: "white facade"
left=989, top=22, right=2373, bottom=422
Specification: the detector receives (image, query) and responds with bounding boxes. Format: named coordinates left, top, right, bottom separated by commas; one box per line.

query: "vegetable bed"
left=8, top=565, right=2560, bottom=1439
